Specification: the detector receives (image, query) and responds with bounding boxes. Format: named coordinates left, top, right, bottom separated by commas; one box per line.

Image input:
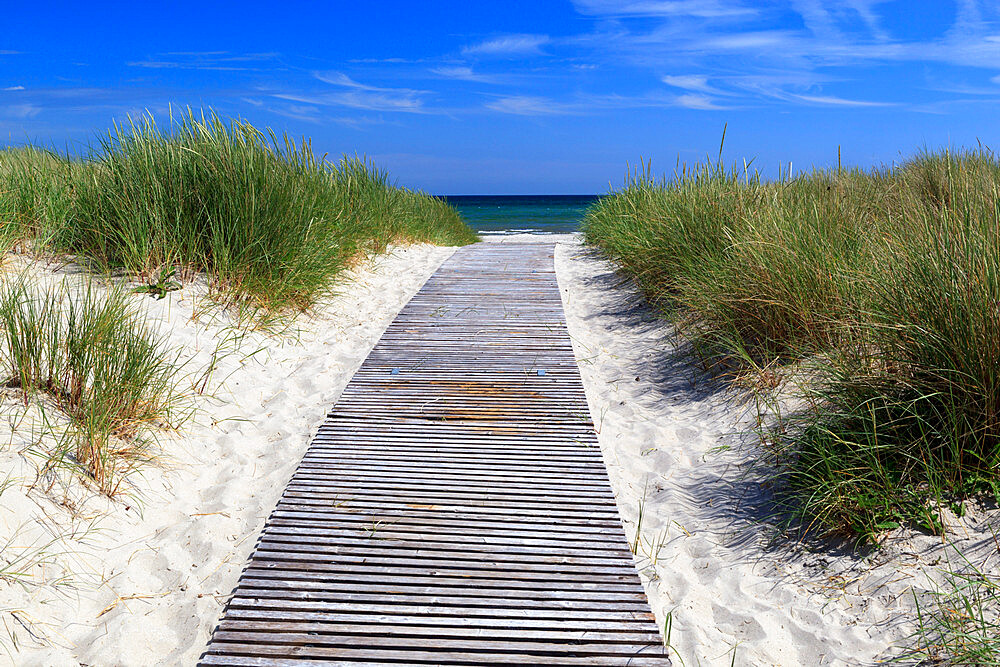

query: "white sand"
left=0, top=243, right=455, bottom=666
left=555, top=239, right=999, bottom=666
left=2, top=234, right=996, bottom=666
left=479, top=232, right=580, bottom=245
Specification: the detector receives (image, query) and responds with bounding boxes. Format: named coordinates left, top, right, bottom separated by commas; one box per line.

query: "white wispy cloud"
left=485, top=95, right=575, bottom=115
left=314, top=72, right=428, bottom=94
left=484, top=90, right=731, bottom=115
left=284, top=104, right=321, bottom=120
left=0, top=85, right=183, bottom=121
left=273, top=72, right=431, bottom=113
left=844, top=0, right=891, bottom=41
left=562, top=0, right=1000, bottom=110
left=263, top=98, right=389, bottom=127
left=327, top=115, right=390, bottom=128
left=127, top=52, right=280, bottom=71
left=926, top=80, right=1000, bottom=95
left=462, top=34, right=549, bottom=57
left=331, top=91, right=425, bottom=112
left=722, top=72, right=890, bottom=107
left=662, top=75, right=720, bottom=93
left=573, top=0, right=756, bottom=18
left=128, top=61, right=228, bottom=70
left=275, top=91, right=426, bottom=113
left=2, top=85, right=25, bottom=91
left=5, top=103, right=41, bottom=118
left=793, top=93, right=892, bottom=107
left=909, top=95, right=1000, bottom=115
left=675, top=93, right=725, bottom=109
left=348, top=57, right=421, bottom=64
left=314, top=72, right=371, bottom=88
left=701, top=30, right=795, bottom=50
left=163, top=51, right=229, bottom=56
left=789, top=0, right=844, bottom=40
left=431, top=66, right=500, bottom=83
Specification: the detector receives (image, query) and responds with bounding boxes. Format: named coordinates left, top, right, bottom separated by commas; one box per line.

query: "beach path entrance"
left=200, top=243, right=669, bottom=665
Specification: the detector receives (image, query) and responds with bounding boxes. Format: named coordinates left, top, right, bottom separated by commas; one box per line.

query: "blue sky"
left=2, top=1, right=1000, bottom=193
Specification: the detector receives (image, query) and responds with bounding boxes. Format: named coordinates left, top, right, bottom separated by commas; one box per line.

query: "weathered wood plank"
left=209, top=634, right=665, bottom=657
left=236, top=573, right=647, bottom=594
left=216, top=620, right=662, bottom=643
left=200, top=243, right=669, bottom=665
left=243, top=561, right=648, bottom=584
left=261, top=524, right=634, bottom=546
left=219, top=608, right=658, bottom=631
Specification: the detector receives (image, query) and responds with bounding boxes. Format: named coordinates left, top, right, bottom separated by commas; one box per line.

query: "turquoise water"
left=440, top=195, right=600, bottom=234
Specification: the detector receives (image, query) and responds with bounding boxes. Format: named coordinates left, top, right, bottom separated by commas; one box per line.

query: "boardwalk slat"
left=216, top=621, right=662, bottom=643
left=244, top=561, right=646, bottom=583
left=262, top=524, right=633, bottom=546
left=201, top=243, right=668, bottom=665
left=240, top=576, right=643, bottom=602
left=265, top=512, right=626, bottom=532
left=258, top=529, right=635, bottom=552
left=220, top=608, right=658, bottom=631
left=236, top=573, right=647, bottom=594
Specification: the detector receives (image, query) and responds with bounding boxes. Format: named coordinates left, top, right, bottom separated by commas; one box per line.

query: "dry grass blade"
left=584, top=145, right=1000, bottom=540
left=0, top=274, right=184, bottom=493
left=0, top=109, right=476, bottom=321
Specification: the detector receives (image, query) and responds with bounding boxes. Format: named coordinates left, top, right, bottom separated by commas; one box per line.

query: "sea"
left=439, top=195, right=601, bottom=235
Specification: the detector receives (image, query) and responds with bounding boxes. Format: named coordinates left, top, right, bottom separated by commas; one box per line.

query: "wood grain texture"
left=201, top=243, right=669, bottom=666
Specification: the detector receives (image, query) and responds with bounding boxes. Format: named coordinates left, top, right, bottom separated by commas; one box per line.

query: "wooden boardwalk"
left=201, top=243, right=669, bottom=666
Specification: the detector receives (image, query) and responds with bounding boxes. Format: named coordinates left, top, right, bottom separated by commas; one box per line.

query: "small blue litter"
left=537, top=369, right=546, bottom=376
left=391, top=368, right=400, bottom=375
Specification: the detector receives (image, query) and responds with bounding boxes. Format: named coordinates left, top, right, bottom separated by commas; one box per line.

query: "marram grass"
left=584, top=147, right=1000, bottom=545
left=0, top=275, right=183, bottom=494
left=908, top=552, right=1000, bottom=665
left=0, top=110, right=475, bottom=489
left=0, top=110, right=476, bottom=316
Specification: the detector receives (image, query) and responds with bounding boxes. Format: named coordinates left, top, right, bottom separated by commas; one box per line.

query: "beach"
left=0, top=234, right=996, bottom=665
left=556, top=237, right=999, bottom=665
left=6, top=3, right=1000, bottom=662
left=0, top=243, right=455, bottom=666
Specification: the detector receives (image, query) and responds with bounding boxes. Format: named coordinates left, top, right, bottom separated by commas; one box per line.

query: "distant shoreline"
left=441, top=194, right=600, bottom=234
left=436, top=193, right=602, bottom=198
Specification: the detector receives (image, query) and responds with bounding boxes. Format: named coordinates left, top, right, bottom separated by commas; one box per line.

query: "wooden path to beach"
left=201, top=243, right=669, bottom=666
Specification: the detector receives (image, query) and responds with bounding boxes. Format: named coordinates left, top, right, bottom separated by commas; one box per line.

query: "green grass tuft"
left=584, top=146, right=1000, bottom=545
left=0, top=275, right=184, bottom=494
left=0, top=109, right=475, bottom=494
left=906, top=547, right=1000, bottom=664
left=1, top=110, right=476, bottom=316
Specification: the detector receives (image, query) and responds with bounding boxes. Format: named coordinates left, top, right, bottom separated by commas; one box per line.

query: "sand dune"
left=0, top=244, right=454, bottom=666
left=556, top=238, right=999, bottom=666
left=1, top=235, right=996, bottom=665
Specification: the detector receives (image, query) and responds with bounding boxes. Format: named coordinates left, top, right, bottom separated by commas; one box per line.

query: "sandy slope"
left=555, top=238, right=999, bottom=666
left=0, top=243, right=455, bottom=666
left=2, top=234, right=995, bottom=666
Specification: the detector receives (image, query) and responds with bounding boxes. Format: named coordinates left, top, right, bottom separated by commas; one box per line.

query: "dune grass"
left=0, top=276, right=183, bottom=493
left=0, top=146, right=81, bottom=252
left=0, top=110, right=476, bottom=316
left=584, top=146, right=1000, bottom=543
left=0, top=109, right=475, bottom=489
left=909, top=555, right=1000, bottom=664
